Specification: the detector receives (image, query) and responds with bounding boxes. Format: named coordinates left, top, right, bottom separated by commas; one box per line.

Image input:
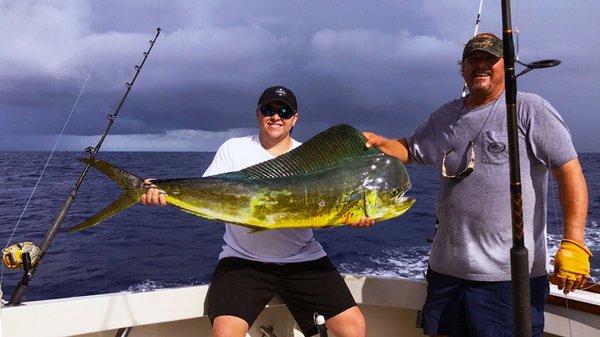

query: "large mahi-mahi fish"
left=68, top=125, right=414, bottom=232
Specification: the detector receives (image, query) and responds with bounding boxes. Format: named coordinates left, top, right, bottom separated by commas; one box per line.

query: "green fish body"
left=69, top=125, right=415, bottom=232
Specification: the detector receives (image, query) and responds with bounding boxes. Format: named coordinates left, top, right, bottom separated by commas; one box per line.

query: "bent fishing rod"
left=3, top=27, right=161, bottom=306
left=499, top=1, right=560, bottom=336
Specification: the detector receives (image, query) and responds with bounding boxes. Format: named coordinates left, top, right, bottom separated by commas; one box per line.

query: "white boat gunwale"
left=1, top=275, right=599, bottom=337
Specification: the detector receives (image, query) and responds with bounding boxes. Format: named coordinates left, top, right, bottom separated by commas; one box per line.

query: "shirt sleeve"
left=202, top=141, right=232, bottom=177
left=520, top=94, right=578, bottom=169
left=405, top=115, right=436, bottom=166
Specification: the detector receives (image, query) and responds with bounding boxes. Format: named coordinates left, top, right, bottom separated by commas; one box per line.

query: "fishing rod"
left=499, top=1, right=560, bottom=336
left=3, top=27, right=161, bottom=306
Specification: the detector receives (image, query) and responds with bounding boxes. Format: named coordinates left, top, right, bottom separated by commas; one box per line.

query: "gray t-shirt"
left=406, top=92, right=577, bottom=281
left=203, top=135, right=326, bottom=263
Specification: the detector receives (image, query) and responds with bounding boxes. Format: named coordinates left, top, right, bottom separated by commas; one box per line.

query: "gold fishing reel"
left=2, top=242, right=40, bottom=270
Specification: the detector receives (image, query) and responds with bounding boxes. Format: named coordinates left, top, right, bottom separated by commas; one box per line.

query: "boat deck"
left=1, top=276, right=599, bottom=337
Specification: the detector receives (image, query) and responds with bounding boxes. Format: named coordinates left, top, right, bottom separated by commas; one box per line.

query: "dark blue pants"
left=421, top=268, right=549, bottom=337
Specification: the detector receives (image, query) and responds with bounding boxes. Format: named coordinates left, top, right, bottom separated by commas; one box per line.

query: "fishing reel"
left=2, top=242, right=40, bottom=270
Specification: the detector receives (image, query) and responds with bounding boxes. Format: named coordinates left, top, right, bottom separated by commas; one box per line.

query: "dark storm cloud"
left=1, top=0, right=598, bottom=151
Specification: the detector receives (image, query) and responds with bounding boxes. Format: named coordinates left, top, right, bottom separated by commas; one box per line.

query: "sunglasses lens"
left=278, top=106, right=294, bottom=119
left=260, top=105, right=276, bottom=116
left=260, top=104, right=295, bottom=119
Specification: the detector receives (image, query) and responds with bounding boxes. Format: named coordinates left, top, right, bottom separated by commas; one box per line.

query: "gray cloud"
left=1, top=0, right=598, bottom=151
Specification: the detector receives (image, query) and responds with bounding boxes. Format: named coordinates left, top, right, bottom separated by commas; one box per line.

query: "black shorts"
left=205, top=256, right=357, bottom=336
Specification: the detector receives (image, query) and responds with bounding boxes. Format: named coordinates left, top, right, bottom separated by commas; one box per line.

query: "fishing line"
left=526, top=0, right=541, bottom=58
left=157, top=0, right=161, bottom=27
left=514, top=0, right=520, bottom=59
left=546, top=150, right=574, bottom=336
left=0, top=55, right=101, bottom=287
left=565, top=295, right=574, bottom=337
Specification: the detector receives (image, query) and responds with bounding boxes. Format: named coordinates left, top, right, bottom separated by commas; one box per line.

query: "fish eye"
left=391, top=188, right=399, bottom=195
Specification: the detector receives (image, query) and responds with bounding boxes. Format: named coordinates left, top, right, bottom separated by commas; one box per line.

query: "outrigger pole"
left=462, top=0, right=484, bottom=98
left=499, top=1, right=560, bottom=336
left=6, top=27, right=161, bottom=306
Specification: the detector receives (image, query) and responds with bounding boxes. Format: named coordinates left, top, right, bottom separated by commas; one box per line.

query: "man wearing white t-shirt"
left=142, top=86, right=367, bottom=337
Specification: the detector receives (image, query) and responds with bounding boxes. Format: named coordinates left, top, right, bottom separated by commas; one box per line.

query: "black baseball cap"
left=257, top=86, right=298, bottom=111
left=462, top=33, right=503, bottom=60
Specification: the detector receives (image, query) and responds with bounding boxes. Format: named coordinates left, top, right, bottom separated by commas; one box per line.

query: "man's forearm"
left=552, top=158, right=588, bottom=243
left=388, top=138, right=411, bottom=164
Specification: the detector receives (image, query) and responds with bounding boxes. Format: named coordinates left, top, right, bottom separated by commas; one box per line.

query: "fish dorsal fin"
left=217, top=124, right=380, bottom=180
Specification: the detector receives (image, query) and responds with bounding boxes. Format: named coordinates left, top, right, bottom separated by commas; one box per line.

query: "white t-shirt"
left=203, top=134, right=327, bottom=263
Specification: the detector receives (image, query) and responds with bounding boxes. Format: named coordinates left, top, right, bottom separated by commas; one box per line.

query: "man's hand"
left=551, top=239, right=592, bottom=294
left=140, top=179, right=168, bottom=206
left=362, top=132, right=410, bottom=163
left=363, top=132, right=388, bottom=149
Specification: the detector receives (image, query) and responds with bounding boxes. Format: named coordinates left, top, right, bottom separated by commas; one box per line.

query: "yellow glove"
left=552, top=239, right=593, bottom=293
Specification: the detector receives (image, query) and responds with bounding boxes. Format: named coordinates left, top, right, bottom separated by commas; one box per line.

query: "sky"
left=1, top=0, right=598, bottom=152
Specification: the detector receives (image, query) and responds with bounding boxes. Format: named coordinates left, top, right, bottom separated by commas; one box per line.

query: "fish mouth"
left=393, top=192, right=411, bottom=203
left=397, top=197, right=416, bottom=213
left=375, top=195, right=415, bottom=222
left=393, top=194, right=415, bottom=210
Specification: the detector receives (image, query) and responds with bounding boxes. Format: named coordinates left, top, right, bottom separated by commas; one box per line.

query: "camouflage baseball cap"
left=462, top=33, right=503, bottom=60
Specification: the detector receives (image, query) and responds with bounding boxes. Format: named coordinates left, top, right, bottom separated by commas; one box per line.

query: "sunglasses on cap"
left=259, top=104, right=296, bottom=119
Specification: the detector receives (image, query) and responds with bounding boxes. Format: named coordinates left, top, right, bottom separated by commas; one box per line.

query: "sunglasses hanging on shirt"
left=441, top=139, right=476, bottom=180
left=441, top=95, right=501, bottom=180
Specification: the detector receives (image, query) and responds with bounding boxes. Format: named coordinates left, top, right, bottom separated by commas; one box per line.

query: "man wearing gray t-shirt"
left=364, top=33, right=591, bottom=337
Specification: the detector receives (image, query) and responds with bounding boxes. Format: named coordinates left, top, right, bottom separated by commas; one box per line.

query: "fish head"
left=360, top=155, right=415, bottom=221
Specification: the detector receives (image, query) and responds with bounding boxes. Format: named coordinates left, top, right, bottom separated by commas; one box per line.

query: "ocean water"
left=0, top=151, right=598, bottom=302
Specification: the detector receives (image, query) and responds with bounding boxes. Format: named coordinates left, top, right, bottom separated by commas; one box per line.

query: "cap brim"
left=261, top=98, right=296, bottom=109
left=464, top=48, right=503, bottom=59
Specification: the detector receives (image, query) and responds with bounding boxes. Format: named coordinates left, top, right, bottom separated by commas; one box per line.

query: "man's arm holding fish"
left=363, top=132, right=411, bottom=164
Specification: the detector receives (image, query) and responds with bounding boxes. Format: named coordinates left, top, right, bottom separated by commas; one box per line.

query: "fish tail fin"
left=68, top=192, right=140, bottom=232
left=78, top=158, right=144, bottom=190
left=68, top=158, right=144, bottom=233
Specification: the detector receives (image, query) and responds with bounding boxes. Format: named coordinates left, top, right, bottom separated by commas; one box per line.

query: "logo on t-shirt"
left=488, top=141, right=506, bottom=154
